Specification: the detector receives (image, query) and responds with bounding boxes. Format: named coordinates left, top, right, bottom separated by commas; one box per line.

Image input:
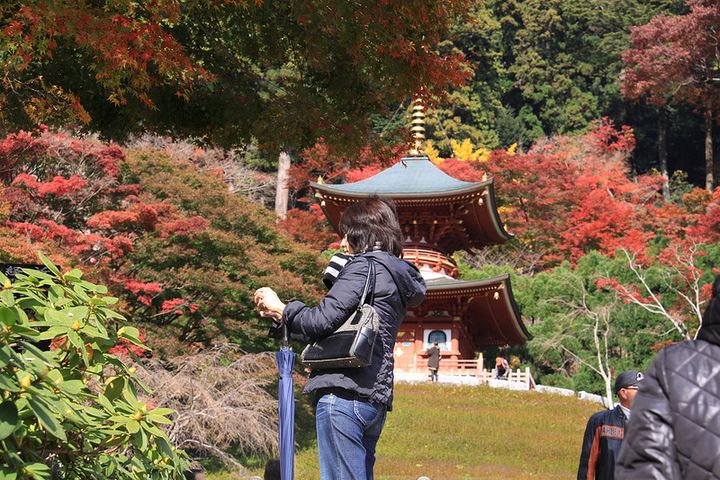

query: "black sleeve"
left=283, top=257, right=368, bottom=341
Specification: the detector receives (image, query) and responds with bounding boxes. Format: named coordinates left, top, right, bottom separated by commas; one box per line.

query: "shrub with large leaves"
left=0, top=254, right=185, bottom=479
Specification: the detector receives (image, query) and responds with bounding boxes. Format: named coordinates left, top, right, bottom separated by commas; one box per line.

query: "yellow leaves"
left=498, top=205, right=515, bottom=217
left=107, top=93, right=123, bottom=107
left=451, top=139, right=489, bottom=162
left=451, top=138, right=474, bottom=160
left=425, top=141, right=444, bottom=165
left=507, top=143, right=518, bottom=156
left=427, top=138, right=495, bottom=164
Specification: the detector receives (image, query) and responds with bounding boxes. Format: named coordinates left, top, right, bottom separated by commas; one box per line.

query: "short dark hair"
left=338, top=197, right=403, bottom=257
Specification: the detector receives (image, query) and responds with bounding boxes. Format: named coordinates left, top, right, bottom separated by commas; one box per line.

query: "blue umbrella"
left=275, top=323, right=295, bottom=480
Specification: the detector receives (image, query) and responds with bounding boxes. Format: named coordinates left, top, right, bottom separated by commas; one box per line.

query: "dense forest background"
left=1, top=0, right=719, bottom=473
left=425, top=0, right=700, bottom=179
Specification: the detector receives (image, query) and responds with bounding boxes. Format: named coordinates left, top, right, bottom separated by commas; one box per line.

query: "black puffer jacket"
left=283, top=251, right=426, bottom=410
left=615, top=295, right=720, bottom=479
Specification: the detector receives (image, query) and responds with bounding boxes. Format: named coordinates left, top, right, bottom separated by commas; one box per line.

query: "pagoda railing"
left=397, top=359, right=535, bottom=388
left=403, top=246, right=458, bottom=278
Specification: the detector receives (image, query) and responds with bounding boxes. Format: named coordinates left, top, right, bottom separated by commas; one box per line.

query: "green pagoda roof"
left=311, top=153, right=513, bottom=248
left=310, top=156, right=488, bottom=198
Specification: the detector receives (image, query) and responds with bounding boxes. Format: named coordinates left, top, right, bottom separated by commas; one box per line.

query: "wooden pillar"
left=414, top=323, right=424, bottom=370
left=476, top=352, right=484, bottom=381
left=525, top=367, right=531, bottom=389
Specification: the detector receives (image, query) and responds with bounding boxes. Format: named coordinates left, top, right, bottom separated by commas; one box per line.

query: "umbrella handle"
left=281, top=320, right=289, bottom=345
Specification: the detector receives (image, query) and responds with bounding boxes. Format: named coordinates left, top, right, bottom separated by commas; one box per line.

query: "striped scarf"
left=322, top=253, right=354, bottom=290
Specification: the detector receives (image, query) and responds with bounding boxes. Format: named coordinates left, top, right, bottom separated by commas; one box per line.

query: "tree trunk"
left=274, top=150, right=291, bottom=220
left=604, top=376, right=614, bottom=409
left=593, top=317, right=614, bottom=409
left=705, top=109, right=714, bottom=191
left=658, top=108, right=670, bottom=200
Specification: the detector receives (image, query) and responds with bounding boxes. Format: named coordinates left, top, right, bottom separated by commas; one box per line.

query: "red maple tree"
left=622, top=0, right=720, bottom=190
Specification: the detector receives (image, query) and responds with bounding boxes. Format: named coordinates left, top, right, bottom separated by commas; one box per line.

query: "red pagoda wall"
left=393, top=315, right=475, bottom=372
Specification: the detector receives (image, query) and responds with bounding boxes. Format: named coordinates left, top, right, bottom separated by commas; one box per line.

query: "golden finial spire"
left=409, top=98, right=426, bottom=156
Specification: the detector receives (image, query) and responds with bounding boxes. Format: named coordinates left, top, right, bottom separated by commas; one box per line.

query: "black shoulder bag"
left=300, top=258, right=379, bottom=369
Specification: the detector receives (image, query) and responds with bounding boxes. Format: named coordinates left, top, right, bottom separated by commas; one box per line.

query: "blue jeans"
left=315, top=393, right=387, bottom=480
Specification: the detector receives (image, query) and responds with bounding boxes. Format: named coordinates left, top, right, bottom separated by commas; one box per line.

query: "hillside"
left=230, top=383, right=604, bottom=480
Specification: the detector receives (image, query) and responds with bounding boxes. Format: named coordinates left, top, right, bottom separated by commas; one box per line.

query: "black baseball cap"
left=614, top=370, right=644, bottom=393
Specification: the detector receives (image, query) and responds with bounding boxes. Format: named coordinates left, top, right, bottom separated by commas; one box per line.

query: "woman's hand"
left=254, top=287, right=286, bottom=320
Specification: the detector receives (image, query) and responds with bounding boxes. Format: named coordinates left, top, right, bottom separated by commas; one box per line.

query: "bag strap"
left=357, top=257, right=376, bottom=309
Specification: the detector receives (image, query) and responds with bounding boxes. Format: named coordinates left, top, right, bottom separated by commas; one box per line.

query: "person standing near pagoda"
left=254, top=198, right=427, bottom=480
left=425, top=341, right=441, bottom=382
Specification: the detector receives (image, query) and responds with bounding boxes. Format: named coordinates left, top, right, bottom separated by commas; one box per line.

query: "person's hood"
left=697, top=296, right=720, bottom=346
left=362, top=251, right=427, bottom=308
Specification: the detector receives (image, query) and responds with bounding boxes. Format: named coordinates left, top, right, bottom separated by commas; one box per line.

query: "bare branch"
left=620, top=249, right=692, bottom=340
left=133, top=344, right=282, bottom=471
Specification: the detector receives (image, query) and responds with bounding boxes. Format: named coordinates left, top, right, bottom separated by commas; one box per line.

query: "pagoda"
left=310, top=100, right=529, bottom=373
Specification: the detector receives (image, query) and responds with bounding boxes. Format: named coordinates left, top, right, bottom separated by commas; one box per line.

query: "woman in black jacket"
left=254, top=198, right=426, bottom=480
left=615, top=276, right=720, bottom=479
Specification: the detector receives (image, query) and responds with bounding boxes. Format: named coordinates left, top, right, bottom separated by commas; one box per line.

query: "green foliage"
left=0, top=254, right=185, bottom=479
left=425, top=0, right=688, bottom=160
left=458, top=244, right=718, bottom=395
left=669, top=170, right=697, bottom=203
left=521, top=253, right=674, bottom=391
left=119, top=148, right=324, bottom=354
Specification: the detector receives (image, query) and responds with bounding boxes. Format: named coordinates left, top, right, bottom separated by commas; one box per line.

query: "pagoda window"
left=426, top=329, right=450, bottom=351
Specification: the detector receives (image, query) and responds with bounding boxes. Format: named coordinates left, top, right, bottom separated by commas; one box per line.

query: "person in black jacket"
left=577, top=370, right=643, bottom=480
left=254, top=198, right=426, bottom=480
left=615, top=275, right=720, bottom=480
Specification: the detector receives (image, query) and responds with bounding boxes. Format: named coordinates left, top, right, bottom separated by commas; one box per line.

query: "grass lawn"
left=211, top=383, right=604, bottom=480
